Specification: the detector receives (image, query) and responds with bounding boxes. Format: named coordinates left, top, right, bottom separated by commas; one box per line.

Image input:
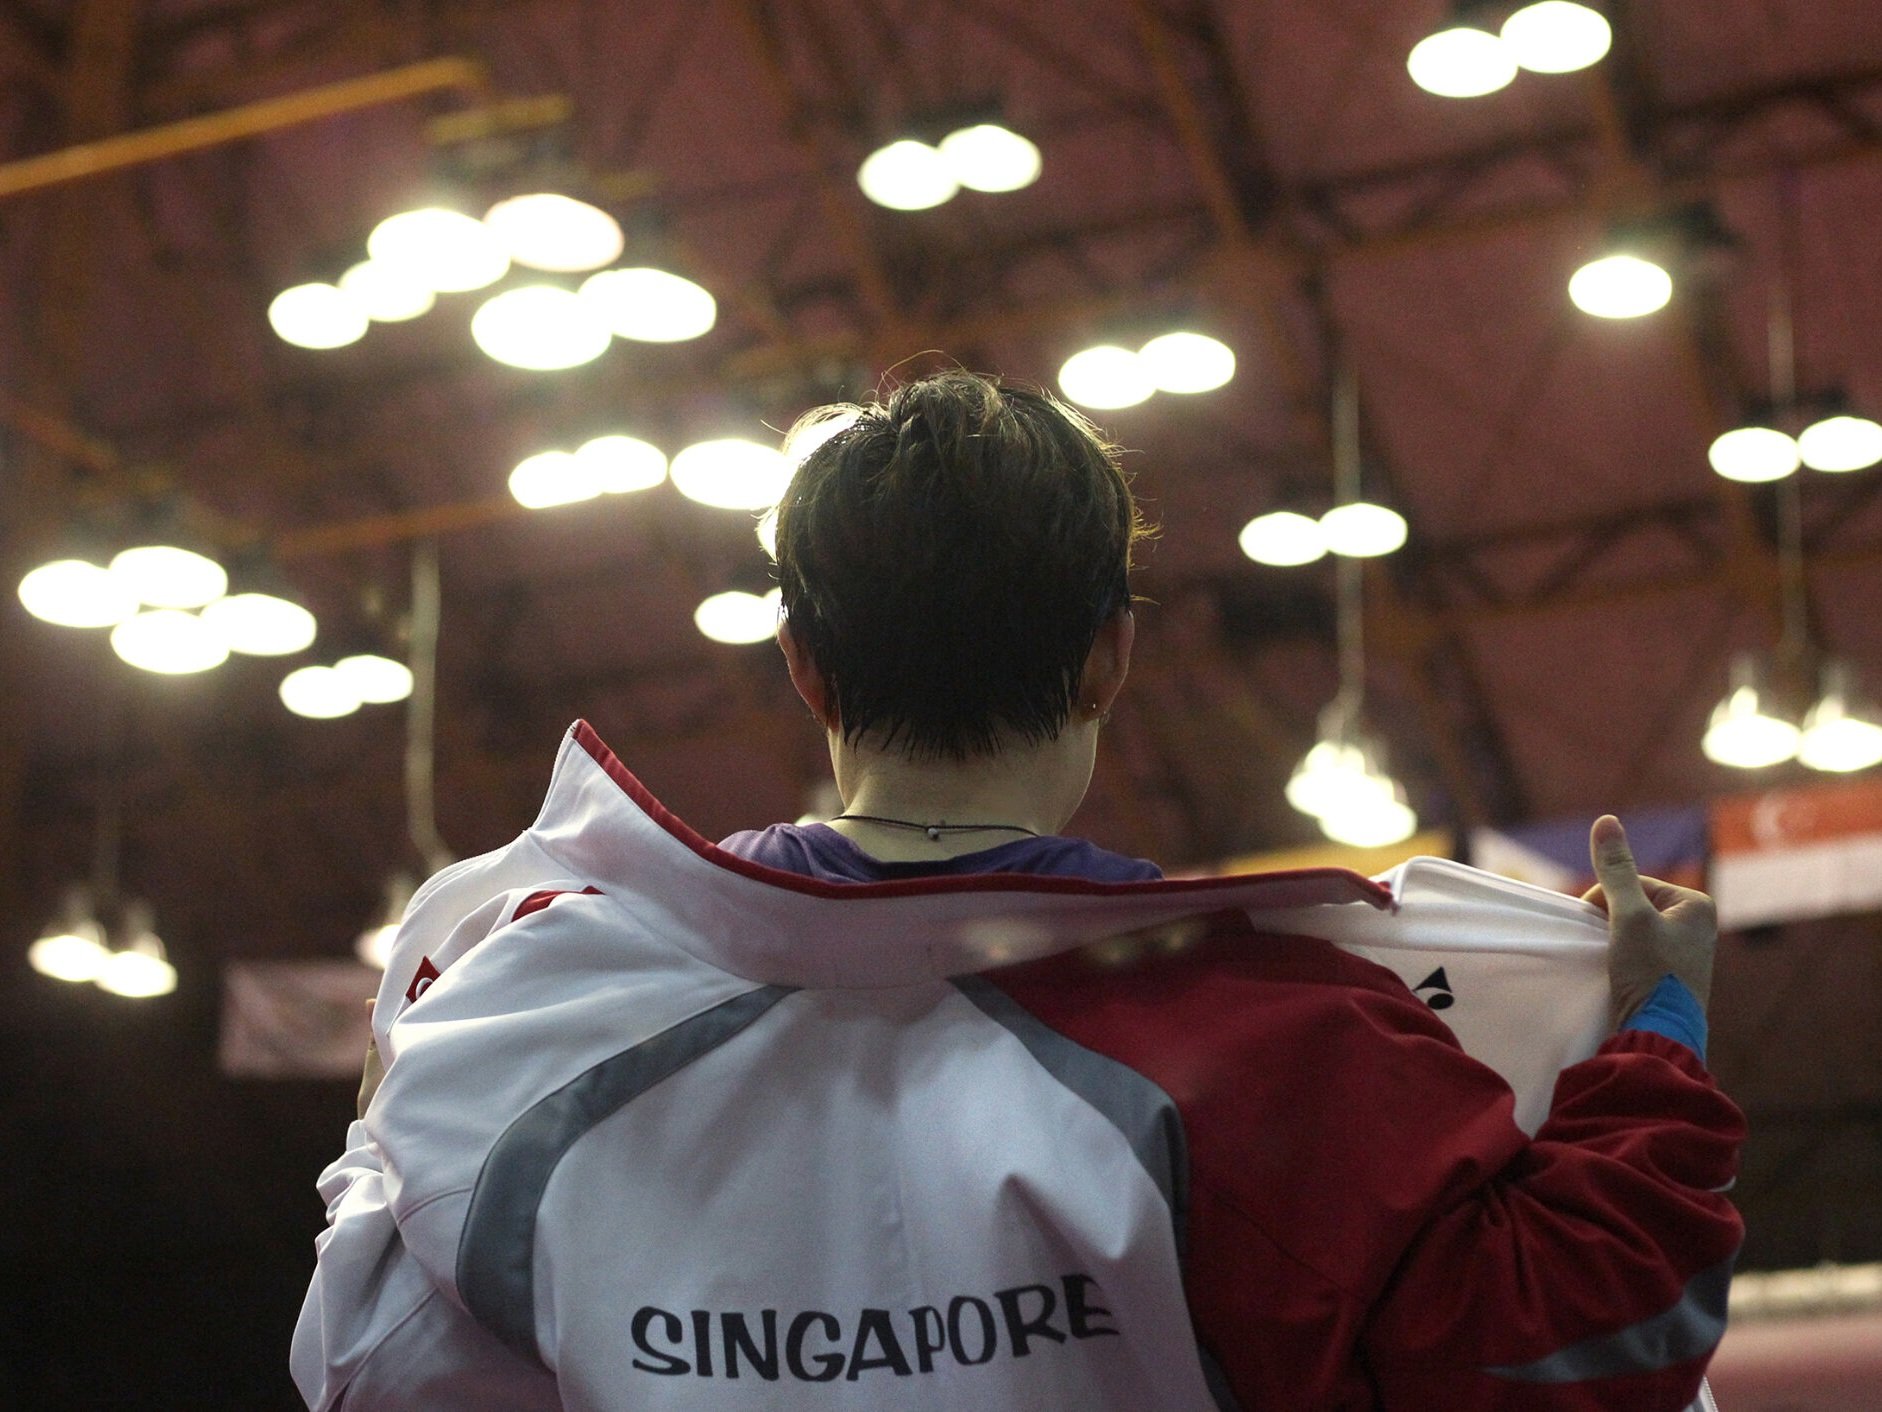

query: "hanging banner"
left=1469, top=804, right=1707, bottom=897
left=1711, top=777, right=1882, bottom=930
left=219, top=959, right=377, bottom=1079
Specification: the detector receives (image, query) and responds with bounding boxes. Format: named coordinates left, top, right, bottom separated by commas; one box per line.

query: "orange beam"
left=0, top=57, right=489, bottom=201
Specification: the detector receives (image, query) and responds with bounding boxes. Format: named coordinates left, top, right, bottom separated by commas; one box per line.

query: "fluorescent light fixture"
left=1058, top=345, right=1154, bottom=410
left=1138, top=332, right=1235, bottom=394
left=109, top=609, right=229, bottom=674
left=338, top=260, right=435, bottom=323
left=1707, top=425, right=1799, bottom=483
left=1568, top=252, right=1673, bottom=318
left=579, top=267, right=718, bottom=343
left=1406, top=26, right=1517, bottom=98
left=201, top=593, right=316, bottom=656
left=483, top=193, right=624, bottom=273
left=858, top=139, right=959, bottom=210
left=695, top=588, right=783, bottom=645
left=333, top=653, right=413, bottom=704
left=1500, top=2, right=1612, bottom=73
left=268, top=282, right=369, bottom=350
left=108, top=545, right=228, bottom=609
left=938, top=124, right=1042, bottom=193
left=1320, top=502, right=1409, bottom=558
left=1238, top=511, right=1327, bottom=568
left=471, top=285, right=613, bottom=371
left=17, top=559, right=139, bottom=628
left=280, top=664, right=362, bottom=719
left=367, top=207, right=509, bottom=294
left=670, top=439, right=794, bottom=511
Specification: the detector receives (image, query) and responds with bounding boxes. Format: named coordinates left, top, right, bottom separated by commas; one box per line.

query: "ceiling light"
left=280, top=665, right=361, bottom=719
left=1238, top=511, right=1327, bottom=567
left=29, top=891, right=107, bottom=983
left=1406, top=25, right=1518, bottom=98
left=694, top=587, right=783, bottom=645
left=1285, top=739, right=1395, bottom=819
left=670, top=439, right=794, bottom=510
left=857, top=139, right=959, bottom=210
left=1568, top=252, right=1673, bottom=318
left=757, top=507, right=780, bottom=560
left=1320, top=502, right=1409, bottom=558
left=1708, top=425, right=1799, bottom=483
left=470, top=285, right=613, bottom=371
left=483, top=193, right=624, bottom=273
left=267, top=282, right=368, bottom=350
left=1138, top=332, right=1235, bottom=394
left=1799, top=665, right=1882, bottom=774
left=110, top=609, right=229, bottom=674
left=1319, top=790, right=1419, bottom=848
left=1703, top=658, right=1800, bottom=769
left=108, top=545, right=228, bottom=609
left=578, top=267, right=718, bottom=342
left=366, top=207, right=509, bottom=293
left=334, top=653, right=413, bottom=705
left=937, top=123, right=1042, bottom=193
left=17, top=559, right=139, bottom=628
left=1499, top=2, right=1612, bottom=73
left=509, top=449, right=603, bottom=509
left=338, top=260, right=436, bottom=323
left=95, top=906, right=176, bottom=998
left=1058, top=345, right=1155, bottom=409
left=576, top=434, right=668, bottom=493
left=1797, top=413, right=1882, bottom=473
left=355, top=874, right=415, bottom=970
left=200, top=593, right=316, bottom=656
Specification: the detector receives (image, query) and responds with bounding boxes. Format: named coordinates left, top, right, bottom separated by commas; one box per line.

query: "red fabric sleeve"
left=989, top=923, right=1745, bottom=1411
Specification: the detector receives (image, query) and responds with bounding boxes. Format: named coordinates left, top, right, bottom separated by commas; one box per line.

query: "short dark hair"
left=774, top=370, right=1150, bottom=761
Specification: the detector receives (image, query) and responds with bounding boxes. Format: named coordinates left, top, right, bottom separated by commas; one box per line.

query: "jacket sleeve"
left=980, top=929, right=1745, bottom=1410
left=1354, top=1023, right=1744, bottom=1409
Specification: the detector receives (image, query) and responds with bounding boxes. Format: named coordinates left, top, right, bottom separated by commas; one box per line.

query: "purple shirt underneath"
left=718, top=822, right=1163, bottom=884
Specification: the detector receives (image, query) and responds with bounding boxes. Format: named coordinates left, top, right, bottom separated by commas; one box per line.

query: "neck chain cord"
left=828, top=813, right=1041, bottom=843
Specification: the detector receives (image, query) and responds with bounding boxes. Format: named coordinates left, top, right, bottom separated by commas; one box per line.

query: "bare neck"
left=821, top=724, right=1097, bottom=862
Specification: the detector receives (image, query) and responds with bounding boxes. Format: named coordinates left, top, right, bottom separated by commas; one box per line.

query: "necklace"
left=829, top=812, right=1040, bottom=843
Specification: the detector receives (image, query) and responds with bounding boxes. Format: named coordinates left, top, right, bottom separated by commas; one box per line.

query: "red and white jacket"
left=293, top=721, right=1743, bottom=1410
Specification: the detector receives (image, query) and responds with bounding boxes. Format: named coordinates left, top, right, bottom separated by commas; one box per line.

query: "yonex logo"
left=1414, top=966, right=1456, bottom=1010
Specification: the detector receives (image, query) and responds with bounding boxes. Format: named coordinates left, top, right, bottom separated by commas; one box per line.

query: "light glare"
left=1500, top=2, right=1613, bottom=73
left=577, top=435, right=668, bottom=493
left=1407, top=27, right=1518, bottom=98
left=857, top=140, right=959, bottom=210
left=108, top=545, right=228, bottom=609
left=1703, top=686, right=1800, bottom=769
left=268, top=283, right=368, bottom=350
left=1319, top=794, right=1419, bottom=848
left=280, top=665, right=361, bottom=719
left=17, top=560, right=139, bottom=628
left=95, top=945, right=177, bottom=998
left=1797, top=414, right=1882, bottom=473
left=1708, top=426, right=1799, bottom=483
left=671, top=439, right=794, bottom=511
left=1238, top=511, right=1326, bottom=567
left=579, top=267, right=717, bottom=343
left=695, top=588, right=783, bottom=645
left=110, top=610, right=229, bottom=674
left=367, top=207, right=509, bottom=293
left=29, top=929, right=108, bottom=982
left=334, top=653, right=413, bottom=704
left=201, top=593, right=316, bottom=656
left=510, top=449, right=604, bottom=509
left=1568, top=253, right=1673, bottom=318
left=938, top=124, right=1042, bottom=193
left=1320, top=502, right=1409, bottom=558
left=338, top=261, right=435, bottom=322
left=1058, top=345, right=1154, bottom=409
left=484, top=193, right=624, bottom=273
left=1139, top=332, right=1235, bottom=394
left=471, top=285, right=613, bottom=371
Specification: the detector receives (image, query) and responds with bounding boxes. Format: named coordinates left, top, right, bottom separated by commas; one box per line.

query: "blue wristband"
left=1619, top=973, right=1707, bottom=1061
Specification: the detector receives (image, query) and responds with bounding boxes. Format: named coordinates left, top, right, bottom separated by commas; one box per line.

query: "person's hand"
left=357, top=998, right=385, bottom=1120
left=1581, top=814, right=1717, bottom=1024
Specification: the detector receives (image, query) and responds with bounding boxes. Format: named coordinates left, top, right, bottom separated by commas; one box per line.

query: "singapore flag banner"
left=1710, top=776, right=1882, bottom=931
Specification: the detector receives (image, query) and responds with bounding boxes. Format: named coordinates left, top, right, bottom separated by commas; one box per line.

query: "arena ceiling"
left=1, top=4, right=1879, bottom=1386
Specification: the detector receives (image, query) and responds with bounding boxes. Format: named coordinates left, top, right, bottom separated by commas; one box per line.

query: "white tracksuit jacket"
left=293, top=722, right=1732, bottom=1411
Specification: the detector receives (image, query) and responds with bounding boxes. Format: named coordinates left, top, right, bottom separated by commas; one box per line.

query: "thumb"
left=1589, top=815, right=1651, bottom=919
